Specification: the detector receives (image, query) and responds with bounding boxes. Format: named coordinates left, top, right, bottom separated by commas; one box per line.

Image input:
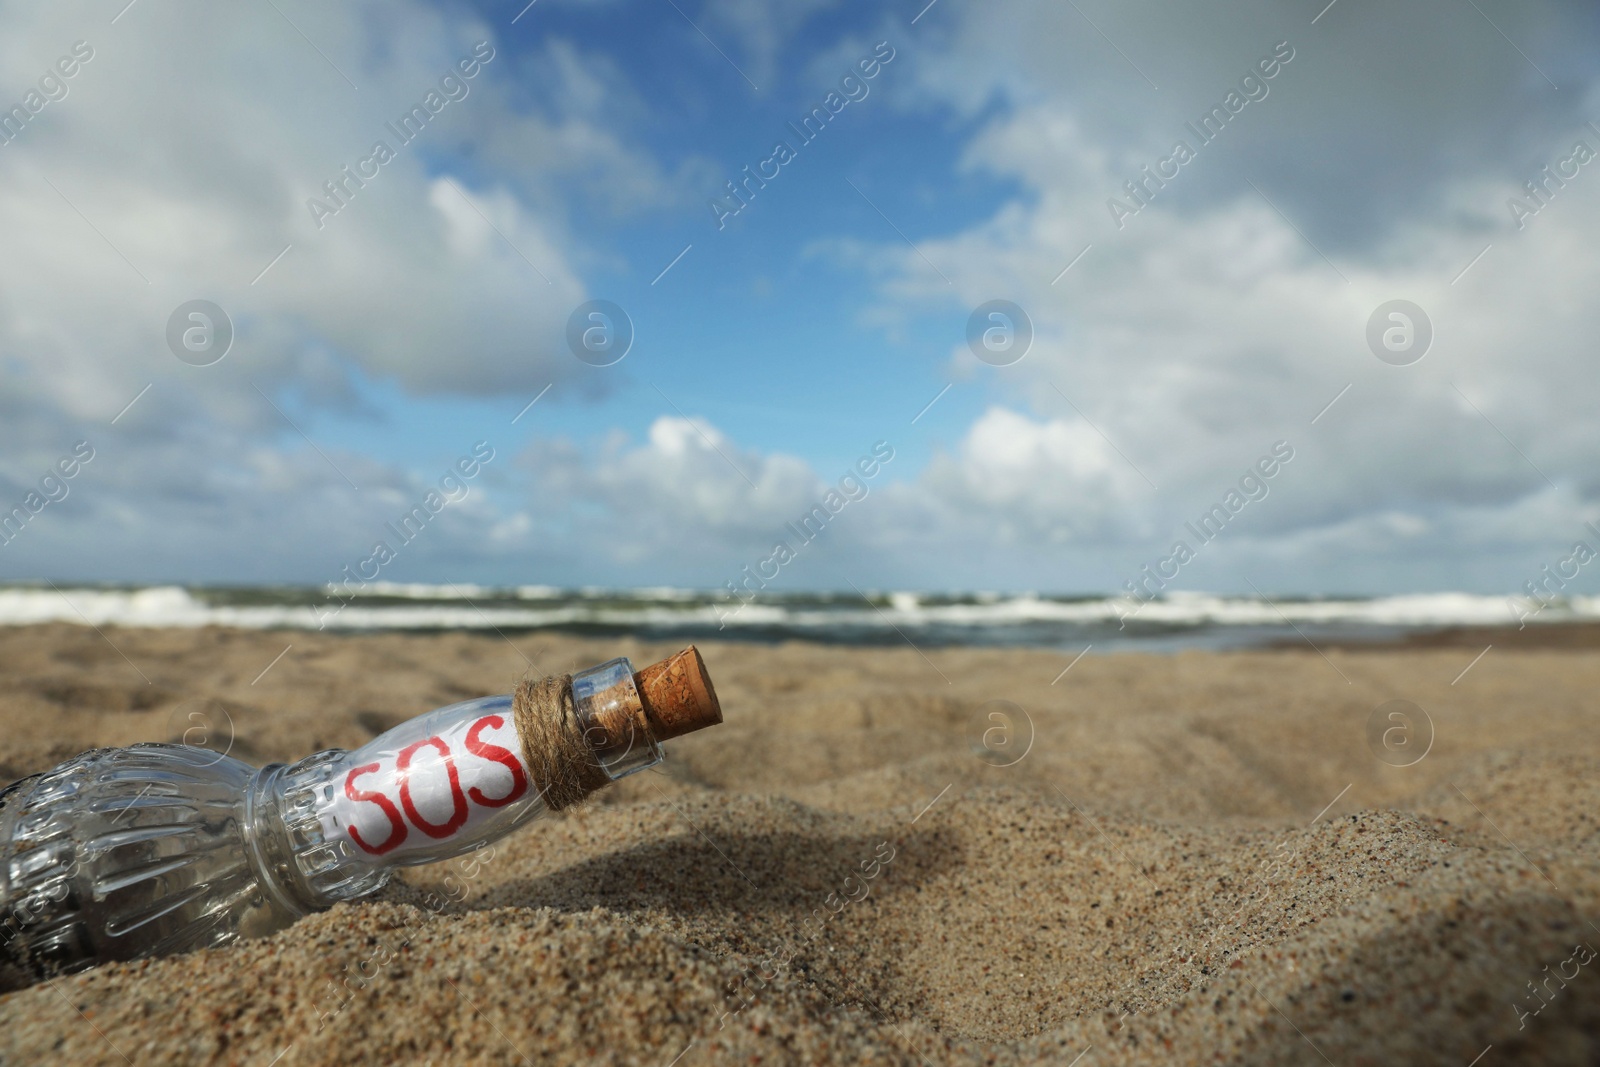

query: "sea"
left=0, top=583, right=1584, bottom=652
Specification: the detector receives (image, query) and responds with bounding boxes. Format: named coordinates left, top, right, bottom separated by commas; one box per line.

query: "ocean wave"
left=0, top=584, right=1588, bottom=648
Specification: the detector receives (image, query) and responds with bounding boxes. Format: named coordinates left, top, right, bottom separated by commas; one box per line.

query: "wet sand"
left=0, top=623, right=1595, bottom=1064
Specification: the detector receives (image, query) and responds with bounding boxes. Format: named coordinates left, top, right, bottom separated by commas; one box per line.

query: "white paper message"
left=325, top=711, right=531, bottom=861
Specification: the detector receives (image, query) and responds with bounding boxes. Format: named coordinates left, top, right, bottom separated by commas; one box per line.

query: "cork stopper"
left=633, top=646, right=722, bottom=741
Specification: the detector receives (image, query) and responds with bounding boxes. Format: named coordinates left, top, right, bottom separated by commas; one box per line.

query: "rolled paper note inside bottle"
left=0, top=647, right=722, bottom=991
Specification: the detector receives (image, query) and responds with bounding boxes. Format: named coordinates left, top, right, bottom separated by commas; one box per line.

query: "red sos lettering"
left=463, top=714, right=529, bottom=806
left=343, top=714, right=530, bottom=855
left=345, top=763, right=407, bottom=855
left=397, top=737, right=468, bottom=839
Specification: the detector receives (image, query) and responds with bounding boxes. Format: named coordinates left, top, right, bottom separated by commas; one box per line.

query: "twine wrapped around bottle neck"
left=512, top=674, right=611, bottom=812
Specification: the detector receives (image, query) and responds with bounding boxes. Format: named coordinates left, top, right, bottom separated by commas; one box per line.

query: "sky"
left=1, top=0, right=1599, bottom=597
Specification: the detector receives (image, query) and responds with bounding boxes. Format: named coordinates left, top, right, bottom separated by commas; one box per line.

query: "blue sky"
left=3, top=0, right=1600, bottom=596
left=254, top=3, right=1005, bottom=520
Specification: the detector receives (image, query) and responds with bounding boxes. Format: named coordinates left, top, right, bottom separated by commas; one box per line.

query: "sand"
left=0, top=622, right=1596, bottom=1065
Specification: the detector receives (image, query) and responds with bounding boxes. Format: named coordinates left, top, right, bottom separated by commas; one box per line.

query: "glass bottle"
left=0, top=648, right=720, bottom=990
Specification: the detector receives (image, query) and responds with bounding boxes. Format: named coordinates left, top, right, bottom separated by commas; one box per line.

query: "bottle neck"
left=247, top=751, right=390, bottom=911
left=569, top=657, right=664, bottom=780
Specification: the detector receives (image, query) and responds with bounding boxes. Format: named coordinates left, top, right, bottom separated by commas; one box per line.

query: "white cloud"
left=915, top=407, right=1154, bottom=546
left=699, top=0, right=842, bottom=89
left=817, top=3, right=1600, bottom=590
left=7, top=0, right=1600, bottom=595
left=482, top=408, right=1161, bottom=588
left=0, top=0, right=711, bottom=427
left=509, top=416, right=825, bottom=569
left=0, top=0, right=706, bottom=581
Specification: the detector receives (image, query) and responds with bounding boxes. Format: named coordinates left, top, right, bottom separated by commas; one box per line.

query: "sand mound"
left=0, top=627, right=1596, bottom=1064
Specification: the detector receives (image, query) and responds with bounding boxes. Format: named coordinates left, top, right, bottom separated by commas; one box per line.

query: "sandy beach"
left=0, top=623, right=1595, bottom=1065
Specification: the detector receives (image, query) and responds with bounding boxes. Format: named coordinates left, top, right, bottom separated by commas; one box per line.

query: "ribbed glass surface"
left=0, top=661, right=665, bottom=988
left=0, top=745, right=299, bottom=987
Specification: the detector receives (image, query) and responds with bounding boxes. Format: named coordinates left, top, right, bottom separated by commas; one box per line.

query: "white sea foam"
left=0, top=584, right=1590, bottom=641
